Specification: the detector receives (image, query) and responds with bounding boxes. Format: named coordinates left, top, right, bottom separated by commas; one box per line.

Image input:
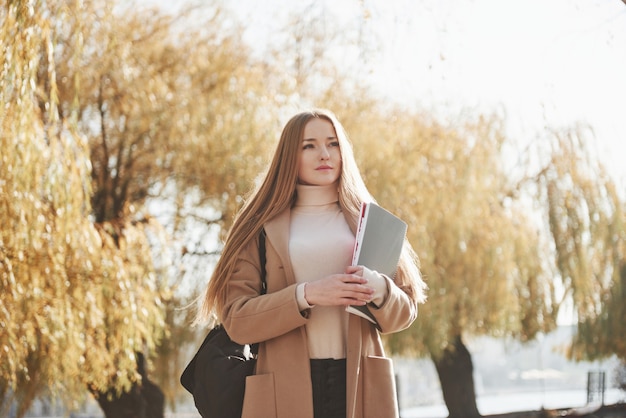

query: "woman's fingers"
left=344, top=265, right=364, bottom=276
left=305, top=274, right=374, bottom=306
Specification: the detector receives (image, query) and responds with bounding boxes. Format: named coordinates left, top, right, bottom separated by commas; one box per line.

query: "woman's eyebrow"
left=302, top=136, right=337, bottom=142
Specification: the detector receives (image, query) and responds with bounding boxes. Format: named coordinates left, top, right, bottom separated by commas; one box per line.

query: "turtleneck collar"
left=295, top=183, right=339, bottom=207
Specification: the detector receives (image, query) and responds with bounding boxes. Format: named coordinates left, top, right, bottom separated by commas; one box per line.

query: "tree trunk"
left=433, top=334, right=481, bottom=418
left=92, top=352, right=165, bottom=418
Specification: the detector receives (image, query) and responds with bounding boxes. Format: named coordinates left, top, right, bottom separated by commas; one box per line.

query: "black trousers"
left=310, top=358, right=347, bottom=418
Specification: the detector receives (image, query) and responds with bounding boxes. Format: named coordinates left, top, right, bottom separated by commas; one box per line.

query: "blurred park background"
left=1, top=0, right=625, bottom=417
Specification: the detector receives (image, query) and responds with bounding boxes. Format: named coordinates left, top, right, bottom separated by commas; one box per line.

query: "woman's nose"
left=320, top=146, right=330, bottom=159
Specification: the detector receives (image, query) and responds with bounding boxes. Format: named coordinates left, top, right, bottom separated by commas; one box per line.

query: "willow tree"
left=530, top=127, right=626, bottom=362
left=64, top=2, right=275, bottom=411
left=1, top=1, right=167, bottom=417
left=1, top=0, right=275, bottom=417
left=341, top=104, right=624, bottom=417
left=336, top=108, right=555, bottom=417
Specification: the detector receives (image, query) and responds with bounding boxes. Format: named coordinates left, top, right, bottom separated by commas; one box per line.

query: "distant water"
left=401, top=388, right=625, bottom=418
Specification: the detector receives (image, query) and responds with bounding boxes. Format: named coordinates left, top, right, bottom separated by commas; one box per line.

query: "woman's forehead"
left=303, top=118, right=336, bottom=138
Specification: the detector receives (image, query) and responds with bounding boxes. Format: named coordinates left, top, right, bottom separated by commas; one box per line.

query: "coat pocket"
left=241, top=373, right=277, bottom=418
left=362, top=356, right=399, bottom=418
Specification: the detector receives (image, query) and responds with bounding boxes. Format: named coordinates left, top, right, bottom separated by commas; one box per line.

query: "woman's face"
left=297, top=118, right=342, bottom=186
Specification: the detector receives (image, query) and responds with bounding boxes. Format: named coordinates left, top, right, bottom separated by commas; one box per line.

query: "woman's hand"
left=304, top=266, right=374, bottom=306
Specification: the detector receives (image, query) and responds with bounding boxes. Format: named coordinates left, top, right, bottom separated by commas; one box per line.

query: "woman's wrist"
left=296, top=282, right=314, bottom=309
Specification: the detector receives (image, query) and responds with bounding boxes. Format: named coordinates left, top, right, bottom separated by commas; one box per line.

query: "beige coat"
left=222, top=209, right=418, bottom=418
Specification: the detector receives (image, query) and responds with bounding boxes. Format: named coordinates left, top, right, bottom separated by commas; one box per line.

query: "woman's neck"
left=295, top=183, right=339, bottom=207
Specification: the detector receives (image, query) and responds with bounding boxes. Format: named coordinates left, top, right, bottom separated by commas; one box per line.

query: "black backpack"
left=180, top=230, right=266, bottom=418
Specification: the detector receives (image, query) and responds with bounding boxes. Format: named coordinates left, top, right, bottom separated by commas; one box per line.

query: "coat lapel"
left=264, top=209, right=297, bottom=285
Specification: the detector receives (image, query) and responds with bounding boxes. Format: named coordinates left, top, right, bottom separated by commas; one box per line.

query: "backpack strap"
left=259, top=229, right=267, bottom=295
left=249, top=229, right=267, bottom=356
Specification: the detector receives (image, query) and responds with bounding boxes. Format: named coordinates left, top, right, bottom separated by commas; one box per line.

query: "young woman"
left=197, top=109, right=426, bottom=418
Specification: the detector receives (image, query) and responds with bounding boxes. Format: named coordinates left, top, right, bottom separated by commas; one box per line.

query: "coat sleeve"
left=221, top=236, right=308, bottom=345
left=367, top=275, right=418, bottom=334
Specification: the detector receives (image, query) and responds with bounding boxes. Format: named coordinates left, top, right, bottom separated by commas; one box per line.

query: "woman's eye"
left=330, top=141, right=340, bottom=147
left=303, top=144, right=314, bottom=150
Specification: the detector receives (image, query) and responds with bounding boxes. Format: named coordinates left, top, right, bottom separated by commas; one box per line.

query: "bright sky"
left=232, top=0, right=626, bottom=183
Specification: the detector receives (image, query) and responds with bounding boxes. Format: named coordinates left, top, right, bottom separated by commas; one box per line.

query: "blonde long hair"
left=196, top=109, right=425, bottom=324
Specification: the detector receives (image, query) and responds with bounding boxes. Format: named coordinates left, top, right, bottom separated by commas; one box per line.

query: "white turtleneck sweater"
left=289, top=183, right=387, bottom=359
